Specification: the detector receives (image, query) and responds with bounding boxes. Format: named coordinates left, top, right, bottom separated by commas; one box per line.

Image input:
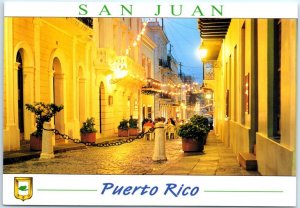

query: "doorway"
left=16, top=50, right=24, bottom=142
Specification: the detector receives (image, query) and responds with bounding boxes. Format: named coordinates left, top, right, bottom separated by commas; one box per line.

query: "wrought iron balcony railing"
left=159, top=92, right=172, bottom=100
left=159, top=59, right=170, bottom=68
left=141, top=78, right=161, bottom=95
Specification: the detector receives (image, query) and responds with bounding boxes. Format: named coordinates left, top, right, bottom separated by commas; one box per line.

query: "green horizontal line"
left=37, top=189, right=97, bottom=192
left=204, top=190, right=283, bottom=193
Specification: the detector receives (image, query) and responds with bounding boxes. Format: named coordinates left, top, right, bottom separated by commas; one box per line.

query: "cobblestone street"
left=3, top=132, right=259, bottom=176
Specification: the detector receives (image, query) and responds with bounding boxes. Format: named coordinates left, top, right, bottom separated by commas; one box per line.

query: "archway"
left=52, top=57, right=65, bottom=136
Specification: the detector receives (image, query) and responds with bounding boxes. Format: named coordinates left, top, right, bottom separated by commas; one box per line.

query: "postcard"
left=1, top=0, right=297, bottom=207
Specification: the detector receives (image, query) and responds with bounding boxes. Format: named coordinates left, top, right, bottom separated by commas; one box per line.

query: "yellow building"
left=199, top=19, right=297, bottom=176
left=3, top=17, right=151, bottom=151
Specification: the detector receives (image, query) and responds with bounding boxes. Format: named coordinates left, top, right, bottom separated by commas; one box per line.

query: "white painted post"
left=40, top=122, right=55, bottom=159
left=152, top=122, right=167, bottom=161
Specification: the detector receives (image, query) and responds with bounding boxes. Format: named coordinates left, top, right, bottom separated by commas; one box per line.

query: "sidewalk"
left=3, top=135, right=142, bottom=165
left=150, top=132, right=260, bottom=176
left=3, top=142, right=87, bottom=165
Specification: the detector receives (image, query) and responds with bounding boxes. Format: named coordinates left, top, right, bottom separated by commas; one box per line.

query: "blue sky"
left=163, top=18, right=203, bottom=83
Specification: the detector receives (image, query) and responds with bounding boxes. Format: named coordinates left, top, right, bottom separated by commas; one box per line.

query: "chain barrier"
left=42, top=127, right=156, bottom=148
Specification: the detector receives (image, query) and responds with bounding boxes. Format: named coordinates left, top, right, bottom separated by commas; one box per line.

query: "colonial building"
left=147, top=20, right=186, bottom=121
left=3, top=17, right=154, bottom=151
left=199, top=18, right=296, bottom=176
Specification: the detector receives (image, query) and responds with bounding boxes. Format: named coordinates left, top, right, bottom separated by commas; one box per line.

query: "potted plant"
left=128, top=116, right=139, bottom=136
left=118, top=119, right=129, bottom=137
left=189, top=115, right=210, bottom=145
left=80, top=117, right=97, bottom=143
left=177, top=122, right=206, bottom=152
left=25, top=102, right=64, bottom=151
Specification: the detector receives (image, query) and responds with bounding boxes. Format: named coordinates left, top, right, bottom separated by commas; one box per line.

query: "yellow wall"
left=215, top=19, right=252, bottom=153
left=256, top=19, right=296, bottom=176
left=213, top=19, right=296, bottom=175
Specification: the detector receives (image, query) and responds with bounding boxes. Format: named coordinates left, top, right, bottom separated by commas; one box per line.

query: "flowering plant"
left=80, top=117, right=97, bottom=134
left=25, top=102, right=64, bottom=137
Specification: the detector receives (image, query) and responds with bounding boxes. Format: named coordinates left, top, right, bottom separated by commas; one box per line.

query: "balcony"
left=114, top=56, right=144, bottom=81
left=204, top=60, right=221, bottom=80
left=142, top=78, right=161, bottom=95
left=159, top=59, right=170, bottom=68
left=94, top=48, right=116, bottom=74
left=159, top=92, right=172, bottom=100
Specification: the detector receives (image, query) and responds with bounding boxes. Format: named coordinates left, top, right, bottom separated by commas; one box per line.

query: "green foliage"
left=177, top=122, right=206, bottom=140
left=118, top=119, right=129, bottom=130
left=25, top=102, right=64, bottom=137
left=80, top=117, right=97, bottom=134
left=190, top=115, right=210, bottom=133
left=18, top=186, right=28, bottom=191
left=129, top=117, right=138, bottom=128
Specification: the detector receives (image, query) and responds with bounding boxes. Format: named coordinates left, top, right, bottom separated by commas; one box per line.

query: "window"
left=147, top=106, right=152, bottom=119
left=273, top=19, right=281, bottom=138
left=241, top=22, right=246, bottom=123
left=147, top=59, right=152, bottom=78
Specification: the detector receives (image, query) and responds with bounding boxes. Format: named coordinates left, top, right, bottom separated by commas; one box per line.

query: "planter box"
left=182, top=138, right=204, bottom=152
left=118, top=129, right=129, bottom=137
left=30, top=135, right=42, bottom=151
left=81, top=132, right=96, bottom=143
left=129, top=128, right=139, bottom=136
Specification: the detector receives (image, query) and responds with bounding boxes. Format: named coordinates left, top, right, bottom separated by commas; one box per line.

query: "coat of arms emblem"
left=14, top=177, right=33, bottom=201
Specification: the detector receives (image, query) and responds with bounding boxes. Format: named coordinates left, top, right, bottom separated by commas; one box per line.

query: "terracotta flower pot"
left=129, top=128, right=139, bottom=136
left=118, top=129, right=129, bottom=137
left=182, top=138, right=204, bottom=152
left=30, top=135, right=42, bottom=151
left=81, top=132, right=96, bottom=143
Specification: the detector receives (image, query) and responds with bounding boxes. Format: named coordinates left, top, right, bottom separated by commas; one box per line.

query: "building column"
left=33, top=18, right=41, bottom=101
left=72, top=36, right=80, bottom=139
left=78, top=78, right=87, bottom=123
left=3, top=18, right=20, bottom=151
left=50, top=71, right=66, bottom=139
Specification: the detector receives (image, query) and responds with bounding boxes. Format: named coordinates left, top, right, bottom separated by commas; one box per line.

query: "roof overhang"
left=198, top=18, right=231, bottom=60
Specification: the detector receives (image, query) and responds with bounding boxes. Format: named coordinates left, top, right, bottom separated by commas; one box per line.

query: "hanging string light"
left=115, top=18, right=202, bottom=96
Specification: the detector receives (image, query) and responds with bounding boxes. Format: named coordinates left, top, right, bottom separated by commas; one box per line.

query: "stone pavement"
left=151, top=133, right=260, bottom=176
left=3, top=131, right=260, bottom=176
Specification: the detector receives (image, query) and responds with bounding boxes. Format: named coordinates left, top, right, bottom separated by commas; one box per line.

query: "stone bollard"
left=152, top=122, right=167, bottom=161
left=40, top=122, right=55, bottom=159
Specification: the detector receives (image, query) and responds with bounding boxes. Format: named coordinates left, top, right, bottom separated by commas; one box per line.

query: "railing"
left=204, top=60, right=221, bottom=80
left=141, top=78, right=161, bottom=95
left=95, top=48, right=116, bottom=68
left=159, top=59, right=170, bottom=68
left=159, top=92, right=172, bottom=100
left=114, top=56, right=144, bottom=80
